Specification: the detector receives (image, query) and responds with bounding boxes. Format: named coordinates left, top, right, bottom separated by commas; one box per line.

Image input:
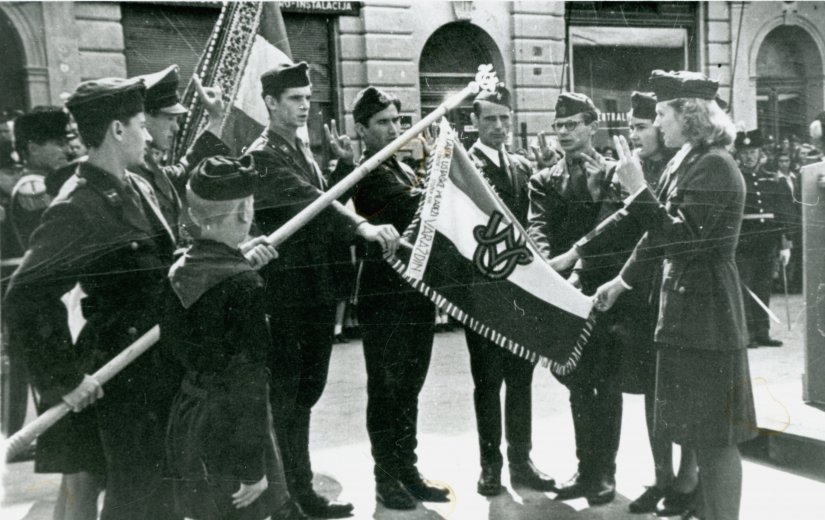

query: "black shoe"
left=554, top=472, right=591, bottom=501
left=296, top=491, right=353, bottom=519
left=656, top=488, right=698, bottom=517
left=629, top=486, right=667, bottom=514
left=401, top=473, right=451, bottom=502
left=754, top=336, right=783, bottom=347
left=272, top=500, right=309, bottom=520
left=477, top=465, right=503, bottom=496
left=509, top=460, right=555, bottom=491
left=747, top=342, right=759, bottom=349
left=376, top=479, right=417, bottom=510
left=586, top=474, right=616, bottom=506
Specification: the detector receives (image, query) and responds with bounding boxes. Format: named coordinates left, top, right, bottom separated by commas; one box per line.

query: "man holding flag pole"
left=244, top=62, right=399, bottom=519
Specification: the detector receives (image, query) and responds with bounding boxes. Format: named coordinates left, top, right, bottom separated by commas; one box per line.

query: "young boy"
left=163, top=155, right=304, bottom=520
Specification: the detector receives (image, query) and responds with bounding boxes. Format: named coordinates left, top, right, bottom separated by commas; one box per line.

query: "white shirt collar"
left=473, top=139, right=503, bottom=167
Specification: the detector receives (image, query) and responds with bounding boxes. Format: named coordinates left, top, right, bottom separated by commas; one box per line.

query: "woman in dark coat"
left=594, top=70, right=755, bottom=520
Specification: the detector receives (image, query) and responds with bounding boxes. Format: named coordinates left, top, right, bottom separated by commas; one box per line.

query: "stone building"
left=1, top=1, right=824, bottom=148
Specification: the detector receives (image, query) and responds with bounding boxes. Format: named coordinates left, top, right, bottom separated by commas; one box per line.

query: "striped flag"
left=390, top=120, right=596, bottom=375
left=174, top=1, right=292, bottom=157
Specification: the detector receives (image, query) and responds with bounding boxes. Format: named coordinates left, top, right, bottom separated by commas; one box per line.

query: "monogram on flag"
left=391, top=120, right=596, bottom=375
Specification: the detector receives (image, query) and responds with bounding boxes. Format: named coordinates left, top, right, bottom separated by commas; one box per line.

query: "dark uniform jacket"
left=467, top=142, right=531, bottom=225
left=738, top=163, right=794, bottom=251
left=4, top=162, right=179, bottom=470
left=165, top=240, right=278, bottom=519
left=346, top=152, right=423, bottom=297
left=244, top=129, right=358, bottom=307
left=527, top=151, right=623, bottom=292
left=135, top=131, right=231, bottom=242
left=605, top=145, right=747, bottom=351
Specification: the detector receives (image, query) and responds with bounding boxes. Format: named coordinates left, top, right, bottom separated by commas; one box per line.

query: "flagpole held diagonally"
left=3, top=67, right=499, bottom=461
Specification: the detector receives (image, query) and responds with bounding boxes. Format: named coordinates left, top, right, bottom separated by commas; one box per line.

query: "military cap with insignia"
left=352, top=86, right=401, bottom=125
left=189, top=155, right=258, bottom=201
left=474, top=83, right=511, bottom=109
left=261, top=61, right=311, bottom=98
left=630, top=91, right=657, bottom=120
left=13, top=106, right=72, bottom=155
left=649, top=69, right=718, bottom=101
left=555, top=92, right=598, bottom=119
left=734, top=129, right=764, bottom=150
left=137, top=64, right=187, bottom=115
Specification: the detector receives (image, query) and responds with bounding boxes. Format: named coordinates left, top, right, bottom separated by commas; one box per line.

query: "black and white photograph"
left=1, top=1, right=824, bottom=519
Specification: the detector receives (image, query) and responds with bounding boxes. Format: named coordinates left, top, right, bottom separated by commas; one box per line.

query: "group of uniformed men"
left=0, top=54, right=798, bottom=520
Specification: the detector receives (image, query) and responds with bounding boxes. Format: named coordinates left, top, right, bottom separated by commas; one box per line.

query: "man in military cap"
left=735, top=129, right=793, bottom=348
left=333, top=86, right=451, bottom=510
left=527, top=91, right=624, bottom=505
left=134, top=64, right=231, bottom=240
left=5, top=77, right=180, bottom=520
left=461, top=84, right=555, bottom=497
left=245, top=62, right=399, bottom=518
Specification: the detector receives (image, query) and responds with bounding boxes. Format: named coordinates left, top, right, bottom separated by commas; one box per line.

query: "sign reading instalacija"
left=389, top=120, right=596, bottom=376
left=279, top=1, right=361, bottom=15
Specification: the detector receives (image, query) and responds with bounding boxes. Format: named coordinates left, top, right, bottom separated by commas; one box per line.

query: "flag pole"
left=261, top=65, right=497, bottom=247
left=4, top=326, right=160, bottom=462
left=4, top=67, right=499, bottom=461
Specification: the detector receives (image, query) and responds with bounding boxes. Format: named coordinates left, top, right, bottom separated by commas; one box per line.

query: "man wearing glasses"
left=527, top=92, right=624, bottom=505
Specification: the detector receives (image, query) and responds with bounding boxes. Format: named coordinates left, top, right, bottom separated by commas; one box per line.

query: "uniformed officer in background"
left=245, top=62, right=399, bottom=519
left=734, top=129, right=793, bottom=348
left=463, top=84, right=555, bottom=497
left=134, top=64, right=231, bottom=241
left=5, top=77, right=180, bottom=520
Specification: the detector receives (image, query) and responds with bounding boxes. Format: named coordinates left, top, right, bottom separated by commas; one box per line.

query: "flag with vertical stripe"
left=390, top=120, right=595, bottom=375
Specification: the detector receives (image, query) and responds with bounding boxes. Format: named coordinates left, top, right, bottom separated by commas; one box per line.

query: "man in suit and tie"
left=244, top=62, right=399, bottom=519
left=463, top=85, right=556, bottom=496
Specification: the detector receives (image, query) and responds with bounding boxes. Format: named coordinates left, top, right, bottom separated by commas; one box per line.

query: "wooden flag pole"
left=4, top=326, right=161, bottom=462
left=3, top=66, right=498, bottom=462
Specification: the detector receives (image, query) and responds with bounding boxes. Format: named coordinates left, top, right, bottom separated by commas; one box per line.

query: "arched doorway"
left=756, top=25, right=824, bottom=142
left=419, top=23, right=504, bottom=148
left=0, top=9, right=27, bottom=114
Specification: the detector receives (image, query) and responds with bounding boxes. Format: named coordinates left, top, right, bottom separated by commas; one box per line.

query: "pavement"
left=3, top=294, right=825, bottom=519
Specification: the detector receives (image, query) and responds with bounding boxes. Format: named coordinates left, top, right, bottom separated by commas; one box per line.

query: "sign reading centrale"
left=279, top=1, right=361, bottom=16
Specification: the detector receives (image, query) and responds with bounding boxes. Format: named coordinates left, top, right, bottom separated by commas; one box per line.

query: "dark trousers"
left=359, top=290, right=435, bottom=484
left=556, top=322, right=622, bottom=479
left=465, top=328, right=534, bottom=469
left=267, top=303, right=337, bottom=496
left=737, top=240, right=778, bottom=341
left=97, top=398, right=177, bottom=520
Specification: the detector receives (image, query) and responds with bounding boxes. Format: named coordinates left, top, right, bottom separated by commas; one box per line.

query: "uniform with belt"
left=735, top=131, right=793, bottom=346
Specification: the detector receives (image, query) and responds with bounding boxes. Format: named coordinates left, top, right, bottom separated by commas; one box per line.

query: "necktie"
left=499, top=149, right=516, bottom=192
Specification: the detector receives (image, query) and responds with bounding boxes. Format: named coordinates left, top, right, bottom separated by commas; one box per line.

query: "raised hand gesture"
left=612, top=135, right=645, bottom=193
left=193, top=73, right=224, bottom=121
left=324, top=119, right=354, bottom=164
left=579, top=151, right=608, bottom=200
left=530, top=131, right=561, bottom=170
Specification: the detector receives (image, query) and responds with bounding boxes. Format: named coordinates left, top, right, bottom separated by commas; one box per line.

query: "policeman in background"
left=463, top=84, right=555, bottom=497
left=245, top=62, right=399, bottom=519
left=134, top=64, right=230, bottom=240
left=734, top=129, right=792, bottom=348
left=527, top=92, right=623, bottom=505
left=5, top=77, right=180, bottom=520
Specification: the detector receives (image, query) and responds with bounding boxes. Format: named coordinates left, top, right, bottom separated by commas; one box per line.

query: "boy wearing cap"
left=134, top=64, right=231, bottom=240
left=164, top=155, right=307, bottom=520
left=245, top=62, right=399, bottom=518
left=339, top=86, right=450, bottom=510
left=527, top=91, right=624, bottom=505
left=734, top=130, right=792, bottom=348
left=463, top=84, right=555, bottom=496
left=5, top=77, right=179, bottom=520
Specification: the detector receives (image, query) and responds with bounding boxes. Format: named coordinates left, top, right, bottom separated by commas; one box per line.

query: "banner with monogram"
left=173, top=1, right=292, bottom=158
left=389, top=120, right=596, bottom=375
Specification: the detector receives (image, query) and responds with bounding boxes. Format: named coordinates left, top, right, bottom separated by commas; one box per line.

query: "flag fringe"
left=387, top=257, right=596, bottom=376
